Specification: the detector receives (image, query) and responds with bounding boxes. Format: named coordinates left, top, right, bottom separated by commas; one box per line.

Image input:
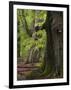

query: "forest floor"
left=17, top=61, right=63, bottom=80
left=17, top=61, right=42, bottom=80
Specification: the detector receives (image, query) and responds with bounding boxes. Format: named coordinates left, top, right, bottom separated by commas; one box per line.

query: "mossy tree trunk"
left=42, top=11, right=63, bottom=78
left=42, top=12, right=56, bottom=76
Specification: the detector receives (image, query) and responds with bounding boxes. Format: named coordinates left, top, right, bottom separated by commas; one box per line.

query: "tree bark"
left=42, top=11, right=63, bottom=78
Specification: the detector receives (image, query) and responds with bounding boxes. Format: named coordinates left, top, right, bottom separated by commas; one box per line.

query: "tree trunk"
left=43, top=12, right=56, bottom=75
left=17, top=18, right=20, bottom=58
left=42, top=11, right=63, bottom=78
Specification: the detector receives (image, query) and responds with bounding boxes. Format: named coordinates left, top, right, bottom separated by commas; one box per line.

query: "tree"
left=41, top=11, right=63, bottom=78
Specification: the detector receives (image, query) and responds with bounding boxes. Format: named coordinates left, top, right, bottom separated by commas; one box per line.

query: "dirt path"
left=17, top=62, right=40, bottom=80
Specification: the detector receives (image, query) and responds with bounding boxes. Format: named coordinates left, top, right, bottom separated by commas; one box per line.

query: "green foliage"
left=17, top=9, right=47, bottom=63
left=20, top=30, right=47, bottom=59
left=35, top=10, right=47, bottom=26
left=33, top=30, right=46, bottom=49
left=24, top=9, right=35, bottom=29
